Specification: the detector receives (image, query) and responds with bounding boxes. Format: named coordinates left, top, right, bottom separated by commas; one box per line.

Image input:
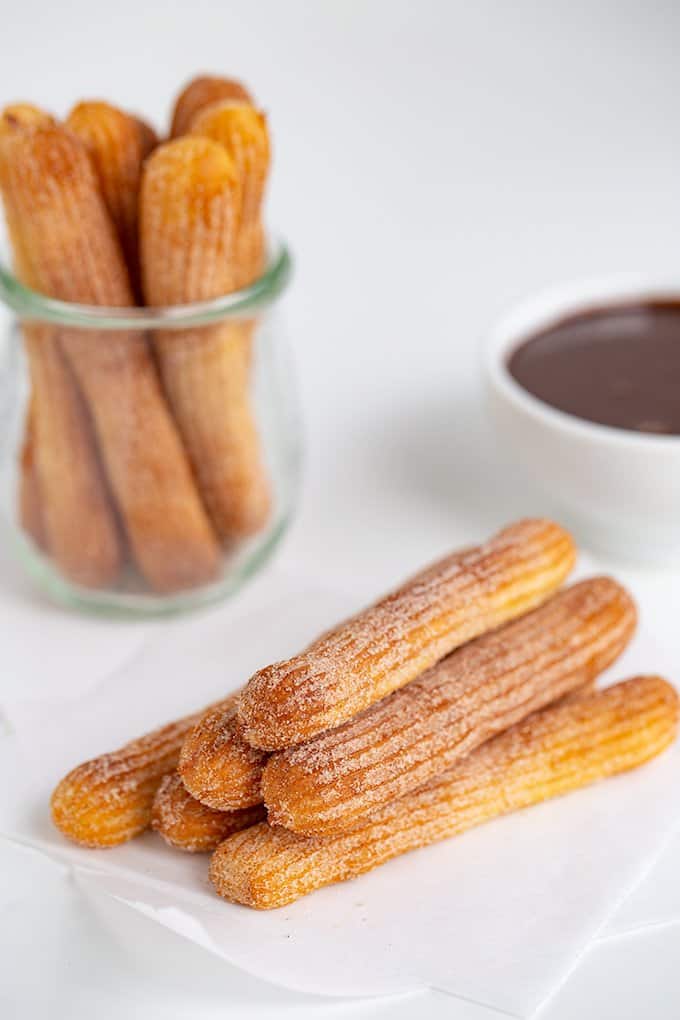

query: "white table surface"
left=2, top=2, right=680, bottom=1016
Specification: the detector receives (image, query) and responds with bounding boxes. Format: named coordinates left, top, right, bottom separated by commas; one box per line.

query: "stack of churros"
left=0, top=74, right=273, bottom=594
left=50, top=518, right=679, bottom=909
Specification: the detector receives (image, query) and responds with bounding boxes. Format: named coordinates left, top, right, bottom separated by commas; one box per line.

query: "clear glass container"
left=0, top=241, right=300, bottom=615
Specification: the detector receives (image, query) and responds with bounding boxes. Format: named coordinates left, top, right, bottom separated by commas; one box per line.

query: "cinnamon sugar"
left=238, top=519, right=576, bottom=749
left=262, top=577, right=636, bottom=834
left=211, top=678, right=679, bottom=909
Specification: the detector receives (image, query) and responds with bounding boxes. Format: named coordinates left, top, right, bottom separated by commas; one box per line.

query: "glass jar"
left=0, top=241, right=300, bottom=615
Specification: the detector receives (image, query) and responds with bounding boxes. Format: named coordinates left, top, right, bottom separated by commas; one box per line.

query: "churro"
left=211, top=676, right=679, bottom=908
left=23, top=326, right=123, bottom=585
left=1, top=106, right=122, bottom=581
left=179, top=553, right=486, bottom=810
left=191, top=100, right=270, bottom=285
left=141, top=136, right=271, bottom=539
left=0, top=103, right=56, bottom=131
left=66, top=100, right=148, bottom=291
left=238, top=519, right=576, bottom=749
left=0, top=123, right=222, bottom=592
left=1, top=106, right=123, bottom=583
left=179, top=697, right=268, bottom=811
left=51, top=699, right=232, bottom=847
left=170, top=74, right=252, bottom=137
left=152, top=772, right=265, bottom=852
left=263, top=577, right=636, bottom=834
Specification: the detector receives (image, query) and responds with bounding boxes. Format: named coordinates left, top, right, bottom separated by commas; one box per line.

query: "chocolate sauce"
left=508, top=301, right=680, bottom=435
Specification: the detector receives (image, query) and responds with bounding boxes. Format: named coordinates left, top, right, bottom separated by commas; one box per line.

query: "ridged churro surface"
left=0, top=103, right=56, bottom=132
left=66, top=101, right=147, bottom=292
left=0, top=108, right=124, bottom=585
left=51, top=698, right=232, bottom=847
left=0, top=123, right=222, bottom=592
left=152, top=772, right=265, bottom=852
left=211, top=676, right=679, bottom=908
left=170, top=75, right=253, bottom=137
left=179, top=697, right=268, bottom=811
left=263, top=577, right=636, bottom=834
left=24, top=326, right=123, bottom=586
left=142, top=137, right=240, bottom=300
left=141, top=136, right=271, bottom=539
left=238, top=519, right=577, bottom=750
left=191, top=101, right=270, bottom=285
left=0, top=124, right=133, bottom=303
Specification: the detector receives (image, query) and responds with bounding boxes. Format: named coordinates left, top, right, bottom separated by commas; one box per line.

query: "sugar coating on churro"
left=141, top=136, right=271, bottom=540
left=179, top=699, right=268, bottom=811
left=52, top=717, right=202, bottom=847
left=0, top=111, right=126, bottom=586
left=23, top=325, right=123, bottom=587
left=0, top=123, right=223, bottom=593
left=170, top=75, right=253, bottom=138
left=51, top=697, right=234, bottom=848
left=190, top=101, right=270, bottom=285
left=238, top=519, right=577, bottom=750
left=152, top=772, right=265, bottom=852
left=262, top=576, right=636, bottom=835
left=0, top=104, right=56, bottom=133
left=141, top=136, right=240, bottom=301
left=211, top=676, right=679, bottom=909
left=0, top=123, right=134, bottom=304
left=66, top=100, right=148, bottom=291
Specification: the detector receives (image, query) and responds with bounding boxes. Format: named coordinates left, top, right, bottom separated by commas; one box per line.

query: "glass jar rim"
left=0, top=237, right=292, bottom=330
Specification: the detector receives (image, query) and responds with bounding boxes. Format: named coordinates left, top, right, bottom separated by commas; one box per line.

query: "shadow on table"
left=369, top=383, right=551, bottom=533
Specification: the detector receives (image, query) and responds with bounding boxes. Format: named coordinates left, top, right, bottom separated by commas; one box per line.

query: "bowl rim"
left=484, top=271, right=680, bottom=450
left=0, top=236, right=292, bottom=330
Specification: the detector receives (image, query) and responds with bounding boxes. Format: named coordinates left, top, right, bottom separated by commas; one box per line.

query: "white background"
left=1, top=1, right=680, bottom=1016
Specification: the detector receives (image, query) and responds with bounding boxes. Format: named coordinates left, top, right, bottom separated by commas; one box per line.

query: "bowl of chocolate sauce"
left=485, top=276, right=680, bottom=561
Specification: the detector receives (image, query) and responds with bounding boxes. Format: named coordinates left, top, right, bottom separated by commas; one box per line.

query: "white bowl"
left=485, top=274, right=680, bottom=562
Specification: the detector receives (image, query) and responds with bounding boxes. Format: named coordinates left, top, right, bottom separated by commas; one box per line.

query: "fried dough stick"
left=211, top=677, right=679, bottom=909
left=263, top=577, right=636, bottom=835
left=67, top=101, right=149, bottom=293
left=238, top=519, right=576, bottom=749
left=0, top=106, right=122, bottom=584
left=51, top=697, right=235, bottom=847
left=191, top=100, right=269, bottom=286
left=0, top=124, right=221, bottom=593
left=141, top=136, right=270, bottom=540
left=170, top=74, right=252, bottom=137
left=152, top=772, right=265, bottom=852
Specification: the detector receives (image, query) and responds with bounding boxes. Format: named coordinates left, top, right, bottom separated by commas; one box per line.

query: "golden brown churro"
left=263, top=577, right=636, bottom=835
left=238, top=519, right=576, bottom=750
left=0, top=103, right=56, bottom=131
left=1, top=107, right=124, bottom=585
left=179, top=551, right=487, bottom=808
left=152, top=772, right=265, bottom=852
left=51, top=699, right=232, bottom=847
left=23, top=327, right=123, bottom=586
left=191, top=100, right=270, bottom=285
left=179, top=584, right=607, bottom=820
left=141, top=136, right=271, bottom=539
left=179, top=697, right=268, bottom=811
left=0, top=124, right=221, bottom=592
left=170, top=74, right=253, bottom=138
left=211, top=676, right=679, bottom=909
left=66, top=101, right=148, bottom=291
